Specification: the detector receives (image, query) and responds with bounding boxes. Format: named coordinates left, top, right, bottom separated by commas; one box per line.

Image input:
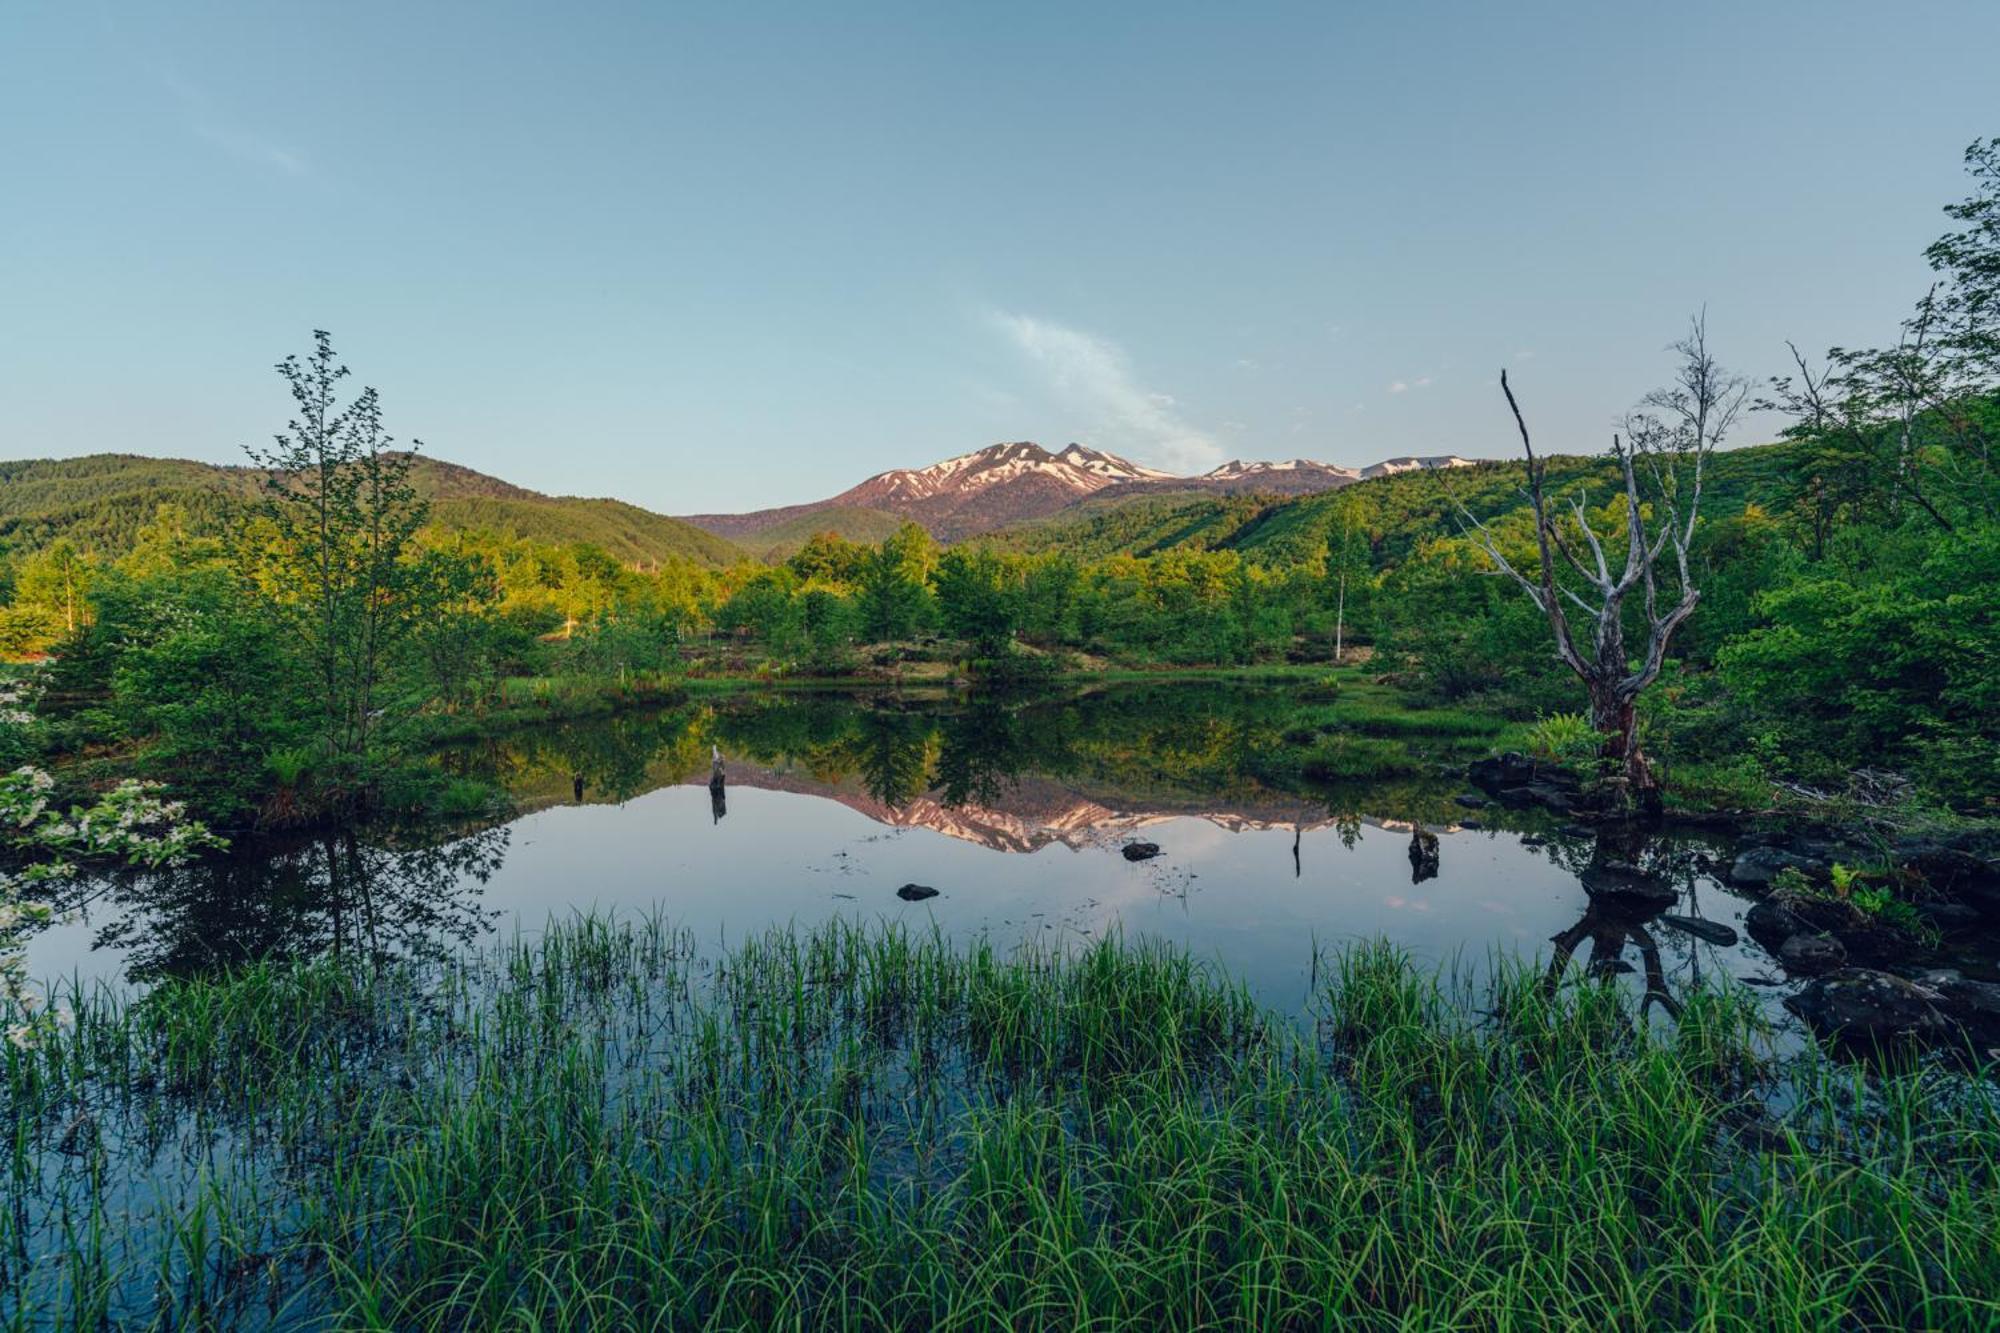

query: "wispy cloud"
left=989, top=311, right=1223, bottom=472
left=1388, top=375, right=1433, bottom=395
left=194, top=124, right=308, bottom=176
left=160, top=69, right=310, bottom=178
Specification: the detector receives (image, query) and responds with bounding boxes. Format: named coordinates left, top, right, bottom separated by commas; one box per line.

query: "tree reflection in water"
left=69, top=825, right=507, bottom=983
left=1536, top=827, right=1736, bottom=1028
left=1544, top=901, right=1683, bottom=1024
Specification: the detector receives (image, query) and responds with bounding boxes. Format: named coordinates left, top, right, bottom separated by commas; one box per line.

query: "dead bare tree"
left=1457, top=315, right=1746, bottom=808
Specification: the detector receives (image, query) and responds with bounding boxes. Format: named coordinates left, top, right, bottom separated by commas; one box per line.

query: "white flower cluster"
left=1, top=761, right=226, bottom=1047
left=0, top=676, right=37, bottom=728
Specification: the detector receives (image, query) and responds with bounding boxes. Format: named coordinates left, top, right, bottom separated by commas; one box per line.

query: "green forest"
left=5, top=141, right=1997, bottom=829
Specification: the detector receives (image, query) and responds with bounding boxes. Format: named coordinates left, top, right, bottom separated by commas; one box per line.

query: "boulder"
left=1891, top=836, right=2000, bottom=895
left=1468, top=753, right=1582, bottom=798
left=1578, top=859, right=1677, bottom=911
left=1778, top=932, right=1847, bottom=975
left=1930, top=978, right=2000, bottom=1047
left=1659, top=914, right=1739, bottom=947
left=1524, top=784, right=1577, bottom=813
left=1918, top=901, right=1981, bottom=934
left=1745, top=900, right=1810, bottom=952
left=1728, top=846, right=1827, bottom=889
left=895, top=883, right=940, bottom=901
left=1121, top=842, right=1161, bottom=862
left=1783, top=969, right=1951, bottom=1043
left=1829, top=922, right=1915, bottom=967
left=1453, top=793, right=1488, bottom=810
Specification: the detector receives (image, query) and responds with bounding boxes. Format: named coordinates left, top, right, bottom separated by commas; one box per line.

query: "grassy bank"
left=5, top=918, right=1996, bottom=1329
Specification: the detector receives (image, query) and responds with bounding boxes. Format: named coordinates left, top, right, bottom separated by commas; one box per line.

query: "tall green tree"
left=856, top=543, right=928, bottom=641
left=1325, top=495, right=1368, bottom=663
left=14, top=539, right=96, bottom=637
left=932, top=548, right=1020, bottom=658
left=241, top=331, right=429, bottom=778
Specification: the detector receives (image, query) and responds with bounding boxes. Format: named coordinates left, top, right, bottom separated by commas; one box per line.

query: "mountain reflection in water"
left=30, top=684, right=1806, bottom=1024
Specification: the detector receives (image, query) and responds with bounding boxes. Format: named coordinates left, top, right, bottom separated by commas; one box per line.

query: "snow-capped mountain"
left=1361, top=454, right=1477, bottom=479
left=680, top=443, right=1480, bottom=543
left=845, top=442, right=1173, bottom=507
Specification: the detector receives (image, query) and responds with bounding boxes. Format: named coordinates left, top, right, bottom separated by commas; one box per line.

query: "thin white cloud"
left=159, top=68, right=310, bottom=178
left=1388, top=376, right=1433, bottom=395
left=195, top=124, right=308, bottom=176
left=989, top=311, right=1223, bottom=472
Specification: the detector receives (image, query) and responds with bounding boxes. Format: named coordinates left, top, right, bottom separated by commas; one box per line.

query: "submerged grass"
left=4, top=917, right=1998, bottom=1330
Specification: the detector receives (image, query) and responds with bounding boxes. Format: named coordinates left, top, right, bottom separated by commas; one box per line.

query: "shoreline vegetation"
left=4, top=916, right=1996, bottom=1329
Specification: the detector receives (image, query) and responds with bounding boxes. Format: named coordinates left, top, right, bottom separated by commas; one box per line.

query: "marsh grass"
left=4, top=917, right=1998, bottom=1330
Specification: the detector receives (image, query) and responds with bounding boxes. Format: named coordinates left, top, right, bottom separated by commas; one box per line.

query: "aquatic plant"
left=2, top=917, right=1995, bottom=1329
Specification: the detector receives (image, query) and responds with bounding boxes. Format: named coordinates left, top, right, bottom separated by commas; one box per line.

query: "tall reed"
left=3, top=915, right=1995, bottom=1329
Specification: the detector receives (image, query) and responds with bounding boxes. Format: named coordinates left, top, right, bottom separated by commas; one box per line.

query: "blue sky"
left=3, top=2, right=1996, bottom=513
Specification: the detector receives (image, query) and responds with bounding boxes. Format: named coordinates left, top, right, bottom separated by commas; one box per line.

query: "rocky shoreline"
left=1466, top=752, right=2000, bottom=1054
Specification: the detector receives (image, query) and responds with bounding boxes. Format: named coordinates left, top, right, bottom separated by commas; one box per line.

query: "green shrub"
left=1526, top=711, right=1601, bottom=764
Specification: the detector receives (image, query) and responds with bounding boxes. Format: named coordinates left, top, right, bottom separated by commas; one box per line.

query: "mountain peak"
left=839, top=441, right=1170, bottom=511
left=680, top=443, right=1489, bottom=545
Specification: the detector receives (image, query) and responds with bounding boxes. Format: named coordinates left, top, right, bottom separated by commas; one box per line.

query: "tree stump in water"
left=1408, top=828, right=1440, bottom=883
left=709, top=745, right=726, bottom=823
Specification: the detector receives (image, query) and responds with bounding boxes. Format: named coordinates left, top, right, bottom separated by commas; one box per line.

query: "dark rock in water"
left=896, top=883, right=940, bottom=901
left=1891, top=836, right=2000, bottom=896
left=1559, top=824, right=1596, bottom=839
left=1122, top=842, right=1161, bottom=862
left=1784, top=969, right=1950, bottom=1043
left=1931, top=978, right=2000, bottom=1046
left=1408, top=829, right=1440, bottom=883
left=1521, top=834, right=1548, bottom=848
left=1832, top=923, right=1915, bottom=967
left=1527, top=784, right=1577, bottom=812
left=1454, top=793, right=1488, bottom=809
left=1660, top=914, right=1738, bottom=947
left=1578, top=859, right=1676, bottom=910
left=1468, top=753, right=1582, bottom=801
left=1745, top=900, right=1810, bottom=952
left=1778, top=932, right=1847, bottom=975
left=1961, top=880, right=2000, bottom=920
left=1918, top=901, right=1981, bottom=933
left=1459, top=819, right=1483, bottom=831
left=1729, top=846, right=1827, bottom=888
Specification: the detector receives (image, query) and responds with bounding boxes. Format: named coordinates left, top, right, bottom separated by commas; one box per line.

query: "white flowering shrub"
left=2, top=677, right=225, bottom=1046
left=0, top=676, right=33, bottom=728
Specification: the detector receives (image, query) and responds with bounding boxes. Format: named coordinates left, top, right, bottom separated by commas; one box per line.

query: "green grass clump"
left=1664, top=755, right=1777, bottom=811
left=3, top=918, right=1997, bottom=1330
left=1298, top=733, right=1423, bottom=781
left=1336, top=702, right=1506, bottom=739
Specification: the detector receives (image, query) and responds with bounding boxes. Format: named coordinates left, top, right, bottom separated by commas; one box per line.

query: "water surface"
left=30, top=683, right=1857, bottom=1024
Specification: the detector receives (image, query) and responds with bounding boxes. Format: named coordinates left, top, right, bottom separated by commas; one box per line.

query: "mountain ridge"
left=683, top=442, right=1480, bottom=543
left=0, top=452, right=745, bottom=568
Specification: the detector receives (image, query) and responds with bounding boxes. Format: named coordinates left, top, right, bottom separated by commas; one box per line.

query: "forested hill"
left=0, top=453, right=746, bottom=569
left=981, top=441, right=1801, bottom=565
